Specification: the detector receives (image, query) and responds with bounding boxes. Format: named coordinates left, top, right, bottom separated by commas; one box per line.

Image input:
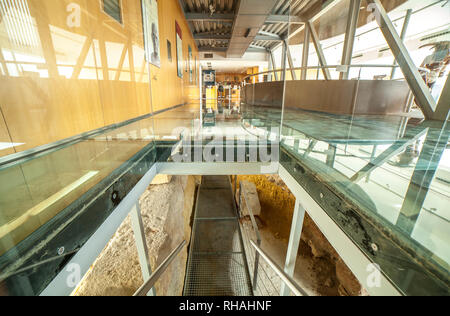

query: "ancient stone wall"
left=235, top=175, right=365, bottom=296
left=74, top=176, right=199, bottom=296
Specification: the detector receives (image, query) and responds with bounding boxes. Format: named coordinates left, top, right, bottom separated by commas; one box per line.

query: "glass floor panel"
left=265, top=107, right=449, bottom=296
left=0, top=102, right=448, bottom=296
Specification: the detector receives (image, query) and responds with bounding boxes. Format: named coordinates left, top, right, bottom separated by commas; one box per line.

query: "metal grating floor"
left=183, top=176, right=253, bottom=296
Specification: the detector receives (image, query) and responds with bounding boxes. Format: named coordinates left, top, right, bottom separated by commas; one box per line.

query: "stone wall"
left=235, top=175, right=365, bottom=296
left=74, top=175, right=199, bottom=296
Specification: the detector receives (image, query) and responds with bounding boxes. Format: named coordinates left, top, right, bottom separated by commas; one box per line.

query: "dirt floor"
left=235, top=175, right=366, bottom=296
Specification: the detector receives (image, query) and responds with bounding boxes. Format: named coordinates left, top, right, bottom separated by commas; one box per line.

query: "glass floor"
left=245, top=105, right=449, bottom=296
left=0, top=103, right=448, bottom=296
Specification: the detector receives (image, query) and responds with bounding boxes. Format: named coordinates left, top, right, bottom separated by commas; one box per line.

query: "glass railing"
left=279, top=110, right=449, bottom=295
left=241, top=66, right=449, bottom=295
left=0, top=116, right=156, bottom=296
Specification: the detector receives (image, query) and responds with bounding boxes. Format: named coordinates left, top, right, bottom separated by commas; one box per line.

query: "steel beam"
left=254, top=35, right=283, bottom=42
left=281, top=40, right=287, bottom=82
left=431, top=75, right=450, bottom=121
left=340, top=0, right=361, bottom=80
left=280, top=199, right=306, bottom=296
left=270, top=50, right=279, bottom=81
left=41, top=165, right=159, bottom=296
left=266, top=14, right=303, bottom=24
left=194, top=33, right=231, bottom=40
left=350, top=126, right=428, bottom=183
left=131, top=203, right=156, bottom=296
left=278, top=165, right=401, bottom=296
left=285, top=40, right=297, bottom=80
left=307, top=21, right=331, bottom=80
left=366, top=0, right=437, bottom=120
left=397, top=121, right=449, bottom=234
left=267, top=51, right=273, bottom=82
left=251, top=240, right=308, bottom=296
left=258, top=31, right=282, bottom=39
left=177, top=0, right=196, bottom=40
left=390, top=9, right=412, bottom=79
left=185, top=13, right=234, bottom=22
left=301, top=26, right=310, bottom=80
left=198, top=46, right=227, bottom=52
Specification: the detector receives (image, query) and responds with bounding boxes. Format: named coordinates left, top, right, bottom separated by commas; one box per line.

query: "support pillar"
left=280, top=199, right=306, bottom=296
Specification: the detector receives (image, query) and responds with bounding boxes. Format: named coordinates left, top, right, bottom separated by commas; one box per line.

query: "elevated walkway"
left=183, top=176, right=253, bottom=296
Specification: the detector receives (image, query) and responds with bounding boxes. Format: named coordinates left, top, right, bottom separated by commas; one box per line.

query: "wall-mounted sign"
left=188, top=45, right=193, bottom=83
left=142, top=0, right=160, bottom=67
left=176, top=21, right=183, bottom=78
left=203, top=70, right=216, bottom=86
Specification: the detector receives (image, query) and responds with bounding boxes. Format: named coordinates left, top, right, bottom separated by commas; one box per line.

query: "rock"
left=151, top=174, right=173, bottom=185
left=236, top=180, right=261, bottom=217
left=335, top=259, right=362, bottom=296
left=324, top=277, right=334, bottom=288
left=74, top=176, right=198, bottom=296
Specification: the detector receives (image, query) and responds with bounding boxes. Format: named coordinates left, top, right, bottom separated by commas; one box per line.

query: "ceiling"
left=178, top=0, right=322, bottom=55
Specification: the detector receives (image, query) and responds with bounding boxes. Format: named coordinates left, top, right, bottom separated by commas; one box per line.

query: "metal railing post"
left=133, top=240, right=186, bottom=296
left=269, top=50, right=279, bottom=81
left=280, top=199, right=306, bottom=296
left=390, top=9, right=412, bottom=80
left=301, top=27, right=310, bottom=80
left=239, top=181, right=262, bottom=290
left=250, top=240, right=308, bottom=297
left=130, top=203, right=156, bottom=296
left=340, top=0, right=361, bottom=80
left=307, top=21, right=331, bottom=80
left=285, top=40, right=297, bottom=80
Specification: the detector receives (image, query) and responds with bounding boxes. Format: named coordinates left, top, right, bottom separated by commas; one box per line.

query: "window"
left=102, top=0, right=122, bottom=24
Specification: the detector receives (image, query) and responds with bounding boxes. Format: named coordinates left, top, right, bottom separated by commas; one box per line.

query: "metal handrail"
left=133, top=240, right=186, bottom=296
left=250, top=240, right=309, bottom=297
left=244, top=64, right=401, bottom=79
left=238, top=181, right=262, bottom=288
left=239, top=181, right=309, bottom=296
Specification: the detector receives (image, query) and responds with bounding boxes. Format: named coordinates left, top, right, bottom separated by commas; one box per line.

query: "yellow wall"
left=216, top=73, right=245, bottom=84
left=150, top=0, right=199, bottom=112
left=0, top=0, right=199, bottom=157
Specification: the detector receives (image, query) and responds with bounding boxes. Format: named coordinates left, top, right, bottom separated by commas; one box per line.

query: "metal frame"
left=238, top=181, right=262, bottom=289
left=280, top=198, right=306, bottom=296
left=301, top=26, right=310, bottom=80
left=267, top=50, right=274, bottom=82
left=250, top=240, right=308, bottom=296
left=432, top=75, right=450, bottom=121
left=130, top=203, right=156, bottom=296
left=390, top=9, right=412, bottom=79
left=340, top=0, right=361, bottom=80
left=307, top=21, right=331, bottom=80
left=269, top=50, right=279, bottom=81
left=285, top=40, right=297, bottom=80
left=133, top=240, right=186, bottom=296
left=278, top=165, right=401, bottom=296
left=38, top=159, right=405, bottom=296
left=41, top=164, right=158, bottom=296
left=158, top=162, right=279, bottom=175
left=281, top=41, right=287, bottom=82
left=366, top=0, right=437, bottom=120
